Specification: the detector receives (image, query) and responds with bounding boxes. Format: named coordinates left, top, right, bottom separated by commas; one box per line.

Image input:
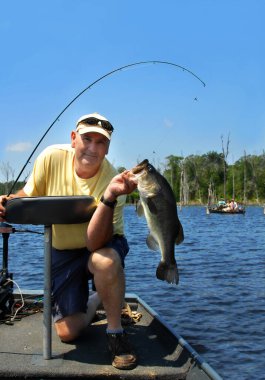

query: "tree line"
left=122, top=151, right=265, bottom=205
left=0, top=161, right=30, bottom=195
left=162, top=151, right=265, bottom=204
left=1, top=151, right=265, bottom=204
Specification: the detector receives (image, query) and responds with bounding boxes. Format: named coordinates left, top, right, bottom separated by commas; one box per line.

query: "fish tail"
left=156, top=262, right=179, bottom=285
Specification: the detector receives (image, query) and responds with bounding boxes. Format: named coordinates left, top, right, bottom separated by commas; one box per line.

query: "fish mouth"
left=131, top=159, right=149, bottom=174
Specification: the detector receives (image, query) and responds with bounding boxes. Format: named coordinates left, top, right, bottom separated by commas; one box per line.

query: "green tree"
left=163, top=155, right=183, bottom=201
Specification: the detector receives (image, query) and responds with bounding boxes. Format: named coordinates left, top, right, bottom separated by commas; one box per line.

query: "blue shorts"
left=51, top=235, right=129, bottom=322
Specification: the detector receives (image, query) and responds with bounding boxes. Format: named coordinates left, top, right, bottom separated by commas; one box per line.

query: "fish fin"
left=146, top=234, right=159, bottom=251
left=175, top=222, right=184, bottom=245
left=136, top=200, right=144, bottom=216
left=146, top=198, right=158, bottom=214
left=156, top=261, right=179, bottom=285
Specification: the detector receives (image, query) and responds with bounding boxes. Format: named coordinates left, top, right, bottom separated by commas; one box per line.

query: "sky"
left=0, top=0, right=264, bottom=182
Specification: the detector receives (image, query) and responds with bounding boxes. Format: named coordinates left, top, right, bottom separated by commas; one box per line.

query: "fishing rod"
left=8, top=60, right=206, bottom=195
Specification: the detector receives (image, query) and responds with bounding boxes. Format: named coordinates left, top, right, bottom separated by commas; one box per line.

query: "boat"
left=0, top=289, right=223, bottom=380
left=206, top=179, right=246, bottom=215
left=206, top=203, right=246, bottom=215
left=0, top=196, right=222, bottom=379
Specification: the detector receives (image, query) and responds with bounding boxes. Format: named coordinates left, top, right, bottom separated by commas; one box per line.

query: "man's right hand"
left=0, top=190, right=29, bottom=222
left=0, top=195, right=8, bottom=222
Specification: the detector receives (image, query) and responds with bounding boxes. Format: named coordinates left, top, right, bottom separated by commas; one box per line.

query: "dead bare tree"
left=0, top=161, right=15, bottom=194
left=221, top=134, right=230, bottom=200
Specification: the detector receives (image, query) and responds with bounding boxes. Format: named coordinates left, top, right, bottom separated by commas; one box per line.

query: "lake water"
left=1, top=205, right=265, bottom=379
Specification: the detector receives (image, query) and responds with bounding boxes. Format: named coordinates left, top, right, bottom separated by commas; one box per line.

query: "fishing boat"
left=206, top=202, right=246, bottom=215
left=206, top=175, right=246, bottom=215
left=0, top=196, right=222, bottom=380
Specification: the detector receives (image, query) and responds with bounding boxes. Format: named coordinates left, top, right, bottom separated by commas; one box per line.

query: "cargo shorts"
left=51, top=235, right=129, bottom=322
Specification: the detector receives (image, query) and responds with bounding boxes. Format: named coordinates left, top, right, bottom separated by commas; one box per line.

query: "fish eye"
left=147, top=165, right=153, bottom=172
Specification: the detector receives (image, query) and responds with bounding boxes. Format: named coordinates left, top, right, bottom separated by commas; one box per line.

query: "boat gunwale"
left=128, top=293, right=223, bottom=380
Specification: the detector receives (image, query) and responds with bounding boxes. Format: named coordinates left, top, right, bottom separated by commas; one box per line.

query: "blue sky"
left=0, top=0, right=264, bottom=181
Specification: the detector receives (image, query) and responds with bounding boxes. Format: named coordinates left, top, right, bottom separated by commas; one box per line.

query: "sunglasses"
left=77, top=117, right=114, bottom=134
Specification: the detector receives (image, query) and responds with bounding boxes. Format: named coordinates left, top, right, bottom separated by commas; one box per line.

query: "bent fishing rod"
left=8, top=60, right=206, bottom=195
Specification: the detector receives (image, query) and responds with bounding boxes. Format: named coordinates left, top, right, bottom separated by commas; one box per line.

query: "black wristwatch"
left=100, top=195, right=117, bottom=209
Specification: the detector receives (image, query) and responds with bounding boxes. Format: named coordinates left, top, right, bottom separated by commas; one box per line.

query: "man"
left=229, top=199, right=238, bottom=210
left=0, top=112, right=138, bottom=370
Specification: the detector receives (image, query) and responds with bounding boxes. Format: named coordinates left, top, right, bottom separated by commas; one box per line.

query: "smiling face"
left=71, top=130, right=110, bottom=178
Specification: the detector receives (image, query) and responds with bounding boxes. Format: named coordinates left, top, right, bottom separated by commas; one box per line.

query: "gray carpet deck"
left=0, top=299, right=193, bottom=379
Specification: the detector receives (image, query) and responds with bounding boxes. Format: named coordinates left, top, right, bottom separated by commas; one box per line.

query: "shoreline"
left=125, top=201, right=265, bottom=207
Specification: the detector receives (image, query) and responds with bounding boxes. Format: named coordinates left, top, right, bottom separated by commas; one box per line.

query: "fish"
left=131, top=159, right=184, bottom=285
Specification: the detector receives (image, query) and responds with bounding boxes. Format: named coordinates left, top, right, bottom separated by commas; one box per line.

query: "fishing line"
left=8, top=60, right=205, bottom=195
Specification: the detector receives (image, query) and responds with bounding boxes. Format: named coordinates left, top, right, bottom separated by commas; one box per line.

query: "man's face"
left=71, top=131, right=110, bottom=168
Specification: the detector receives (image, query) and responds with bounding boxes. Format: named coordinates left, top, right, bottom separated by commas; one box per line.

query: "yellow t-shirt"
left=23, top=144, right=126, bottom=250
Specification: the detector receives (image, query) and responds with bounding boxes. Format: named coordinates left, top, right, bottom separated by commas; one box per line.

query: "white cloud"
left=6, top=142, right=32, bottom=152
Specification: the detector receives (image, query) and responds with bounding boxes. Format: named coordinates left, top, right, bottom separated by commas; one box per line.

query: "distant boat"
left=207, top=205, right=246, bottom=214
left=207, top=200, right=246, bottom=215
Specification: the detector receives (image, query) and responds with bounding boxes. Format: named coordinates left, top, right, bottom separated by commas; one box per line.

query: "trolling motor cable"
left=6, top=278, right=24, bottom=322
left=8, top=60, right=205, bottom=195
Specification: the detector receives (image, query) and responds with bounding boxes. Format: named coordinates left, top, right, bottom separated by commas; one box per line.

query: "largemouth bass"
left=131, top=159, right=184, bottom=284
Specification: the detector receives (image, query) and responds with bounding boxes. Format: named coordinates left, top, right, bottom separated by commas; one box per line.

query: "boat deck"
left=0, top=293, right=214, bottom=380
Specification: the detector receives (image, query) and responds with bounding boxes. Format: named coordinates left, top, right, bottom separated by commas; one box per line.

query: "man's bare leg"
left=88, top=247, right=137, bottom=370
left=88, top=247, right=125, bottom=330
left=54, top=292, right=101, bottom=342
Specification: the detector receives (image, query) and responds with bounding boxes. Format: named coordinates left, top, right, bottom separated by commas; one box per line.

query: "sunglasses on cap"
left=77, top=117, right=114, bottom=134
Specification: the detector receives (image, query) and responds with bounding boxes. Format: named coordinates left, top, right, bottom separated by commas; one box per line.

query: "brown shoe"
left=107, top=331, right=137, bottom=370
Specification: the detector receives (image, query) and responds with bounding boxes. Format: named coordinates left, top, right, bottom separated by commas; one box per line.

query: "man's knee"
left=57, top=328, right=78, bottom=343
left=89, top=248, right=122, bottom=276
left=55, top=322, right=78, bottom=342
left=55, top=313, right=86, bottom=342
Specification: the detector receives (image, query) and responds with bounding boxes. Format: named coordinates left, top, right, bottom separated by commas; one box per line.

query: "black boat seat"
left=4, top=196, right=97, bottom=361
left=5, top=196, right=97, bottom=225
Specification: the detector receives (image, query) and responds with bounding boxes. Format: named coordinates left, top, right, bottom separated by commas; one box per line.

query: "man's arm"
left=86, top=170, right=137, bottom=252
left=0, top=189, right=28, bottom=222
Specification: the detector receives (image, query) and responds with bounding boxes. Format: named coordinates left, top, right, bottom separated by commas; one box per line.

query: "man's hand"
left=0, top=195, right=9, bottom=222
left=0, top=190, right=28, bottom=222
left=103, top=170, right=137, bottom=202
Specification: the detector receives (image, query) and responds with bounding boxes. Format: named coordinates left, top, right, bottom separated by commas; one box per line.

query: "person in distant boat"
left=0, top=113, right=138, bottom=370
left=222, top=199, right=238, bottom=212
left=229, top=199, right=238, bottom=211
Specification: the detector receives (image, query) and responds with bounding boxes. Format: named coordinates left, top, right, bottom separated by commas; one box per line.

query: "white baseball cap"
left=76, top=112, right=114, bottom=140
